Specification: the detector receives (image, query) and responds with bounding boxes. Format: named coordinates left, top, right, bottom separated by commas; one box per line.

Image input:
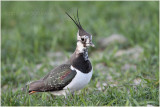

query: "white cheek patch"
left=86, top=38, right=90, bottom=44
left=83, top=35, right=89, bottom=43
left=77, top=31, right=92, bottom=47
left=77, top=41, right=85, bottom=53
left=77, top=36, right=81, bottom=41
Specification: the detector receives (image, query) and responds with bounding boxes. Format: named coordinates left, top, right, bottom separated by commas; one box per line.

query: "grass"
left=1, top=1, right=159, bottom=106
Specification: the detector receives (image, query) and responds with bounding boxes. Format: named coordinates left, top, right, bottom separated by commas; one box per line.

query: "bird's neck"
left=67, top=42, right=91, bottom=73
left=67, top=41, right=89, bottom=65
left=75, top=42, right=88, bottom=61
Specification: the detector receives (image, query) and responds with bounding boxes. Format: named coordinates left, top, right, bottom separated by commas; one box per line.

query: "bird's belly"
left=64, top=68, right=93, bottom=92
left=51, top=90, right=67, bottom=96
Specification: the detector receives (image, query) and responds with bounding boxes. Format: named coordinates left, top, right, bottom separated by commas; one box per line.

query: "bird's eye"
left=81, top=38, right=84, bottom=41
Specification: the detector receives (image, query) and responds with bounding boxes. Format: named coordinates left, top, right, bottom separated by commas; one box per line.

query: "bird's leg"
left=64, top=92, right=74, bottom=100
left=71, top=92, right=75, bottom=98
left=69, top=92, right=75, bottom=100
left=50, top=94, right=55, bottom=98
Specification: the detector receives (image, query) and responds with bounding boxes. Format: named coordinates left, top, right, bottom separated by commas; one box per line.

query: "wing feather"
left=29, top=64, right=76, bottom=92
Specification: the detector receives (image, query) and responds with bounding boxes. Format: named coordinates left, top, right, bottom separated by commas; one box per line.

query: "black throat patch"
left=68, top=50, right=92, bottom=73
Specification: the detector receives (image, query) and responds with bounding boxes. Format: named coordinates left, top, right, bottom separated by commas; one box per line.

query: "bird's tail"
left=22, top=80, right=45, bottom=95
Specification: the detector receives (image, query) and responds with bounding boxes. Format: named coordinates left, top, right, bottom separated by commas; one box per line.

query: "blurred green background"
left=1, top=1, right=159, bottom=106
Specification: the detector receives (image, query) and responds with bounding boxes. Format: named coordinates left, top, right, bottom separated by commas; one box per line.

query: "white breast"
left=64, top=65, right=93, bottom=92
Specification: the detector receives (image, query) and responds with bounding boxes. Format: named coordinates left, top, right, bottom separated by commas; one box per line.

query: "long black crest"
left=66, top=9, right=82, bottom=29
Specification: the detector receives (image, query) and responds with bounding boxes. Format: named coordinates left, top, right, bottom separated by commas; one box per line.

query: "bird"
left=28, top=10, right=95, bottom=97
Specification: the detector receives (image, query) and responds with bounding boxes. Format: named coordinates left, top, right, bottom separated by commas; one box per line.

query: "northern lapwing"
left=28, top=10, right=95, bottom=96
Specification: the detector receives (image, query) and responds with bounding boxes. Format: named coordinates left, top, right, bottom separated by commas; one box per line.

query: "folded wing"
left=29, top=64, right=77, bottom=94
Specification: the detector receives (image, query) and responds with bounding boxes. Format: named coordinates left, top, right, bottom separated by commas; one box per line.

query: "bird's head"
left=66, top=10, right=94, bottom=52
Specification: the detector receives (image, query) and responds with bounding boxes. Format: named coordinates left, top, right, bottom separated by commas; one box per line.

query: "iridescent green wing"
left=42, top=64, right=76, bottom=91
